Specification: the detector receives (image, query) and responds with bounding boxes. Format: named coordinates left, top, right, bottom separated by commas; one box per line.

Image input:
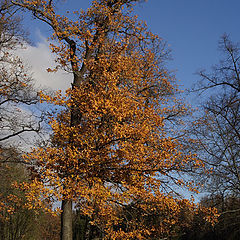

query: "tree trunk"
left=61, top=199, right=73, bottom=240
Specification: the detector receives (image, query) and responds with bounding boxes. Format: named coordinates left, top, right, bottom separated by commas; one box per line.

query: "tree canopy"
left=6, top=0, right=219, bottom=239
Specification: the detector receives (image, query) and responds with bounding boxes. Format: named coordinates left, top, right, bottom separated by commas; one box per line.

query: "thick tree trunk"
left=61, top=199, right=73, bottom=240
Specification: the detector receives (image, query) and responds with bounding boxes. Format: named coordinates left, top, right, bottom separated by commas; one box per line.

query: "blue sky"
left=135, top=0, right=240, bottom=90
left=25, top=0, right=240, bottom=91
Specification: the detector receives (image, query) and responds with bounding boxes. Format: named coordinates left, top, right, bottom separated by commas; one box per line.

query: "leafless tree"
left=192, top=34, right=240, bottom=198
left=0, top=0, right=44, bottom=149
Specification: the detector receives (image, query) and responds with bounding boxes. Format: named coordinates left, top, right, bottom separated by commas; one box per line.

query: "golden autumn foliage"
left=11, top=0, right=218, bottom=238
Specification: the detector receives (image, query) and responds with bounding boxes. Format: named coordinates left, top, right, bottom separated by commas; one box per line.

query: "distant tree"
left=203, top=194, right=240, bottom=240
left=0, top=146, right=61, bottom=240
left=0, top=150, right=37, bottom=240
left=0, top=2, right=52, bottom=239
left=0, top=0, right=42, bottom=146
left=180, top=195, right=240, bottom=240
left=192, top=34, right=240, bottom=197
left=11, top=0, right=217, bottom=239
left=189, top=34, right=240, bottom=239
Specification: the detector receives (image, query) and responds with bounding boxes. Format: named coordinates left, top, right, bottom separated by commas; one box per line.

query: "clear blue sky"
left=26, top=0, right=240, bottom=90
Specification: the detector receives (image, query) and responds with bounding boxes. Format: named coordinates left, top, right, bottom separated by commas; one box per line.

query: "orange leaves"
left=10, top=0, right=215, bottom=238
left=196, top=205, right=219, bottom=226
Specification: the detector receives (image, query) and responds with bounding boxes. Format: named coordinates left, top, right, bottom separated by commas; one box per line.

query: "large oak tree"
left=11, top=0, right=217, bottom=239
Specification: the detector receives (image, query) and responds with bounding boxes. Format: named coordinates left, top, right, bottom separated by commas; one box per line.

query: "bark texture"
left=61, top=200, right=73, bottom=240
